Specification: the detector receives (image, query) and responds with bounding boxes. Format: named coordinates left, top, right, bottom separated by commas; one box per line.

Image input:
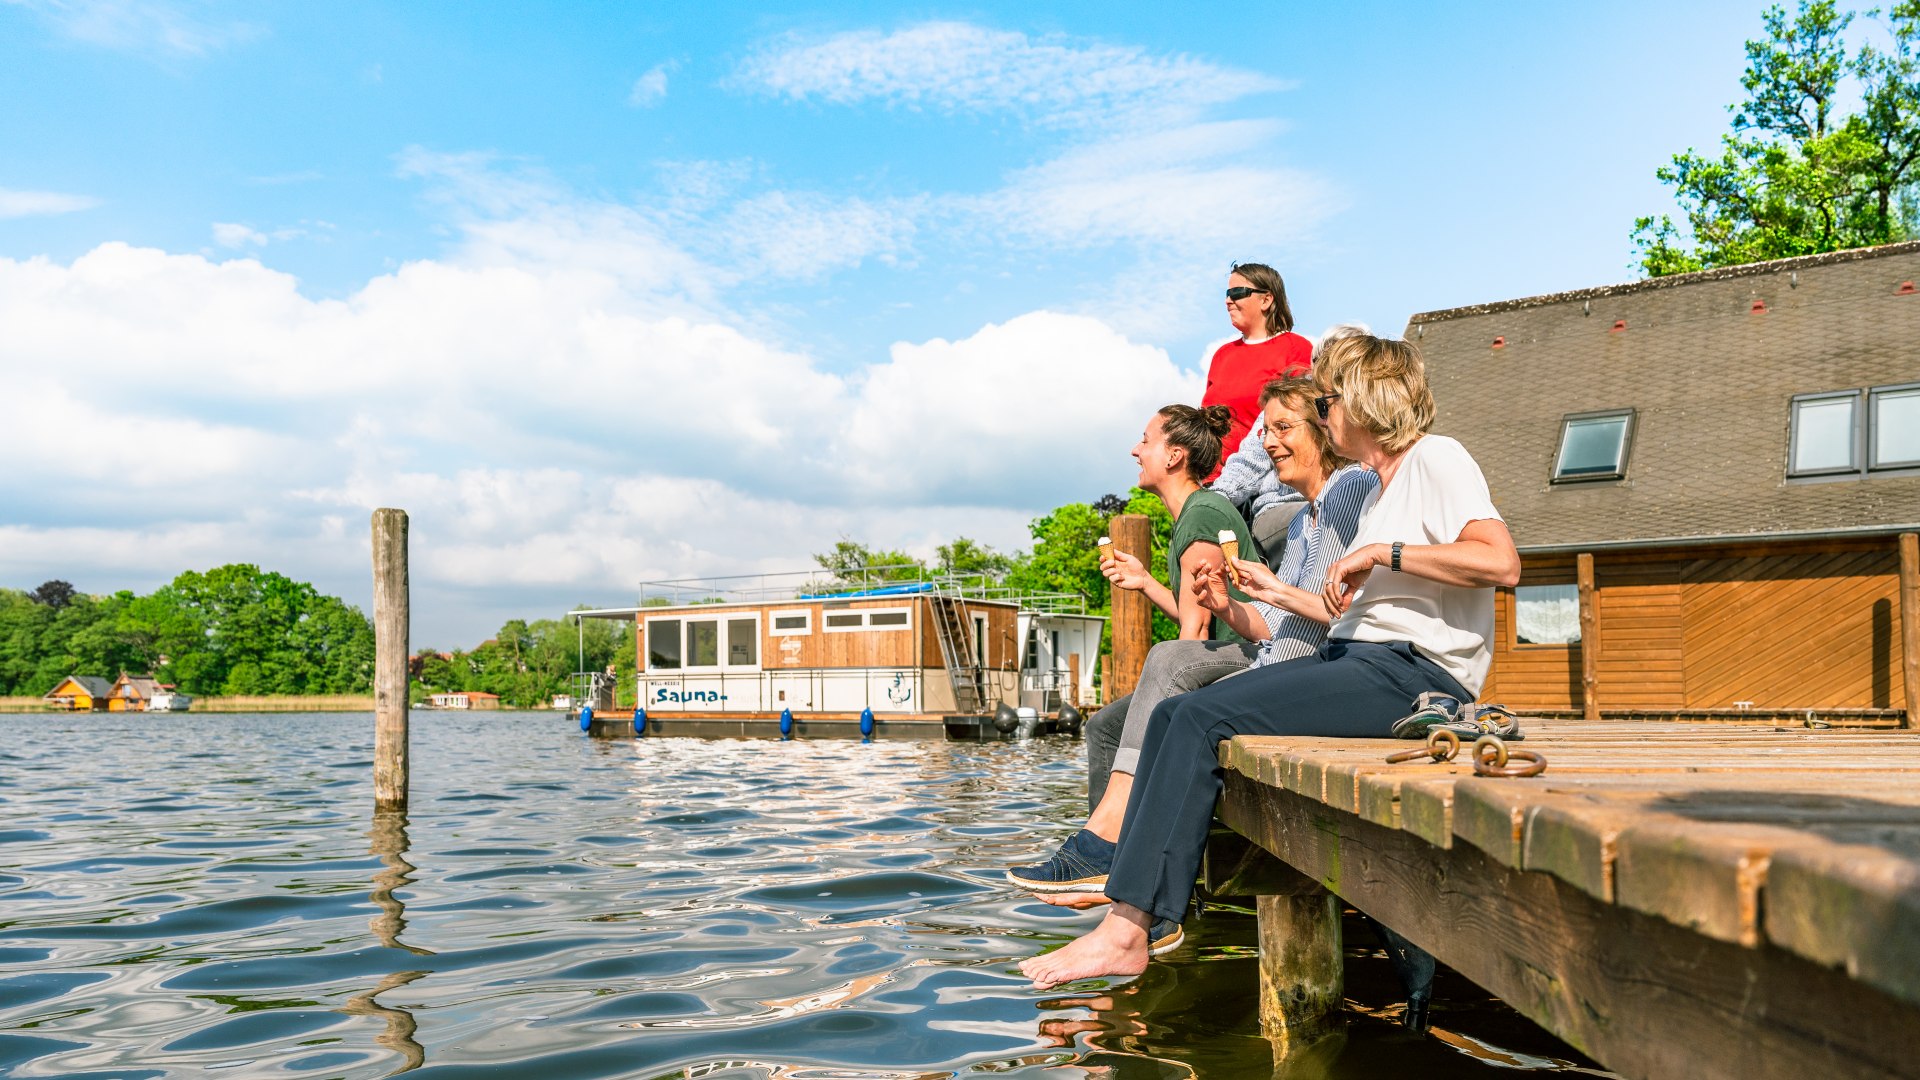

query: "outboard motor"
left=1014, top=706, right=1041, bottom=739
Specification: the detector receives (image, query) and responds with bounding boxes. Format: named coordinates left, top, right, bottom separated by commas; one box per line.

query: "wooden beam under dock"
left=1216, top=722, right=1920, bottom=1078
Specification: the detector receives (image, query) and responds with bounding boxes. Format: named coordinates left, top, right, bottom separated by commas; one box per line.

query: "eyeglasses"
left=1312, top=393, right=1342, bottom=420
left=1225, top=286, right=1268, bottom=302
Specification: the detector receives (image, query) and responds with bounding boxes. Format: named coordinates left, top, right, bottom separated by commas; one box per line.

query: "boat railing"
left=637, top=563, right=1093, bottom=614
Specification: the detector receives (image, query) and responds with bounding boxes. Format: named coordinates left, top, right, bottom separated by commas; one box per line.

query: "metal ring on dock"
left=1385, top=728, right=1461, bottom=764
left=1472, top=740, right=1547, bottom=777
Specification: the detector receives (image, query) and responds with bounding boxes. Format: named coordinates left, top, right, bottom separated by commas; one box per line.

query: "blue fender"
left=859, top=706, right=874, bottom=743
left=578, top=705, right=594, bottom=732
left=779, top=707, right=793, bottom=740
left=633, top=706, right=646, bottom=736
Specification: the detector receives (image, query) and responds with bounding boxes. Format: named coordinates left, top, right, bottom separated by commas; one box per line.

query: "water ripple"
left=0, top=712, right=1604, bottom=1078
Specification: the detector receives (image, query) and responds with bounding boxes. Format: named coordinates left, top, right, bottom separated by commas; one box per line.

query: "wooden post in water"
left=372, top=509, right=410, bottom=811
left=1257, top=891, right=1343, bottom=1051
left=1900, top=532, right=1919, bottom=729
left=1577, top=552, right=1599, bottom=722
left=1065, top=653, right=1080, bottom=708
left=1109, top=513, right=1152, bottom=701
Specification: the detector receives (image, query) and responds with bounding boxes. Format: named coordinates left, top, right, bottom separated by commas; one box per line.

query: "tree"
left=1633, top=1, right=1920, bottom=275
left=28, top=580, right=76, bottom=610
left=811, top=540, right=924, bottom=588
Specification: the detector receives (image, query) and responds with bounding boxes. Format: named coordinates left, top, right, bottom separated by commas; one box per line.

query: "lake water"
left=0, top=713, right=1608, bottom=1078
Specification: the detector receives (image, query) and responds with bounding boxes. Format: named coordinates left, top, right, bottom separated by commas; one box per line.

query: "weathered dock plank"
left=1218, top=720, right=1920, bottom=1079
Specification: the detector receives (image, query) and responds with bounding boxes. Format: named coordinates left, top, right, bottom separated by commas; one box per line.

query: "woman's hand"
left=1322, top=543, right=1387, bottom=619
left=1188, top=563, right=1231, bottom=614
left=1101, top=550, right=1155, bottom=592
left=1231, top=558, right=1281, bottom=601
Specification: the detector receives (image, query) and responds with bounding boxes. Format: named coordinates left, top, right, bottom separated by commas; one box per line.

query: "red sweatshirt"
left=1201, top=332, right=1314, bottom=467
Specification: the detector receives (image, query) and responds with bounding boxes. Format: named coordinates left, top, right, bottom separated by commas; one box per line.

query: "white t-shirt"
left=1329, top=435, right=1502, bottom=696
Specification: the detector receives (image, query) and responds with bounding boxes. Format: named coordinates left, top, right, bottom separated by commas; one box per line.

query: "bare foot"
left=1018, top=910, right=1150, bottom=989
left=1036, top=889, right=1111, bottom=909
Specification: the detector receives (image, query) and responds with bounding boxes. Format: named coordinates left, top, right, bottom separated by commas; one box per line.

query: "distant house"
left=426, top=690, right=501, bottom=710
left=1414, top=241, right=1920, bottom=723
left=43, top=676, right=112, bottom=711
left=106, top=674, right=192, bottom=712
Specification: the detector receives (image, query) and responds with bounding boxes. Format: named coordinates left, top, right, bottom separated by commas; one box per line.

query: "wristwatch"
left=1390, top=541, right=1404, bottom=572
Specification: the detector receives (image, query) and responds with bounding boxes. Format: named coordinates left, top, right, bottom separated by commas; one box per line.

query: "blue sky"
left=1, top=0, right=1766, bottom=644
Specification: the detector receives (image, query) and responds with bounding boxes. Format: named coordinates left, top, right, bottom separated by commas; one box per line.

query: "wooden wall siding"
left=1680, top=548, right=1902, bottom=708
left=1592, top=561, right=1687, bottom=709
left=1484, top=555, right=1582, bottom=710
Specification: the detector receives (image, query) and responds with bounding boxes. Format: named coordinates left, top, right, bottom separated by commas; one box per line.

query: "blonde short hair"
left=1311, top=333, right=1434, bottom=454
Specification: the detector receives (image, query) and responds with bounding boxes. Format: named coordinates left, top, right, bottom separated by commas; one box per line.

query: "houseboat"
left=570, top=567, right=1106, bottom=739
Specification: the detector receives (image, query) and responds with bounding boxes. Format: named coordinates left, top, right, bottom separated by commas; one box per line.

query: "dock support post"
left=1257, top=890, right=1343, bottom=1051
left=1900, top=532, right=1919, bottom=729
left=1577, top=552, right=1599, bottom=722
left=1109, top=514, right=1152, bottom=700
left=1065, top=653, right=1079, bottom=708
left=372, top=508, right=410, bottom=812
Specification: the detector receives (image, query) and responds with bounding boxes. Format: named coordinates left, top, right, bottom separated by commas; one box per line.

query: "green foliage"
left=1634, top=1, right=1920, bottom=274
left=409, top=612, right=633, bottom=709
left=0, top=565, right=375, bottom=697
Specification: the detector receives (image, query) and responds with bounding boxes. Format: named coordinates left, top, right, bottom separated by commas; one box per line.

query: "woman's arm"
left=1231, top=558, right=1331, bottom=624
left=1174, top=542, right=1225, bottom=639
left=1102, top=549, right=1180, bottom=622
left=1189, top=563, right=1276, bottom=641
left=1323, top=517, right=1521, bottom=617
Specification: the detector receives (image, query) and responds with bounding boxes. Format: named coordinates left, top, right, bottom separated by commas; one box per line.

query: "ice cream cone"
left=1218, top=530, right=1241, bottom=586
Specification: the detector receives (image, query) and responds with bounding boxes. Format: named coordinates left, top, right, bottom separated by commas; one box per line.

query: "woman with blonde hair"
left=1021, top=331, right=1521, bottom=988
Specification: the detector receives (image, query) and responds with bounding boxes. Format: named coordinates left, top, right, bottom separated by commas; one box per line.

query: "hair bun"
left=1202, top=404, right=1233, bottom=436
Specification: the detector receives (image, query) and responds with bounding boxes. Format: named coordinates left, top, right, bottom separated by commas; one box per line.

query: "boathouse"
left=1412, top=241, right=1920, bottom=723
left=42, top=675, right=112, bottom=711
left=425, top=690, right=501, bottom=710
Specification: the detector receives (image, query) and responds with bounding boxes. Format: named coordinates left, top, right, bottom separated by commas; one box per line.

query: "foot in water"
left=1018, top=907, right=1151, bottom=990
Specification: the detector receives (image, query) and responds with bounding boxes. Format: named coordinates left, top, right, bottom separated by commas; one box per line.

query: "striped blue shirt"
left=1249, top=464, right=1378, bottom=668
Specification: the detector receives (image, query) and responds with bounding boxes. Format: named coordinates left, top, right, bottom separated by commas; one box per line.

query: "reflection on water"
left=0, top=713, right=1606, bottom=1078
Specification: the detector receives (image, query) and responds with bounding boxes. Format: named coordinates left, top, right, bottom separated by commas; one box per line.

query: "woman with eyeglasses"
left=1020, top=331, right=1521, bottom=990
left=1007, top=378, right=1376, bottom=917
left=1203, top=263, right=1312, bottom=470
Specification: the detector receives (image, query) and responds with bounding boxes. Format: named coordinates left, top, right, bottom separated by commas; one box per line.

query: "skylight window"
left=1551, top=410, right=1634, bottom=483
left=1789, top=391, right=1861, bottom=476
left=1870, top=383, right=1920, bottom=470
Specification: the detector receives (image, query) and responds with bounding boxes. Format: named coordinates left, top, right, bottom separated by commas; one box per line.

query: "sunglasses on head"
left=1313, top=393, right=1342, bottom=420
left=1225, top=286, right=1267, bottom=301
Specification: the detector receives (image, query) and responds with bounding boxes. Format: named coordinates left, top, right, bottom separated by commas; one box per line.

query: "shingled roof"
left=1410, top=242, right=1920, bottom=550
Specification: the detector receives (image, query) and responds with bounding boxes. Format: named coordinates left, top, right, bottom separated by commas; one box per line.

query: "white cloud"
left=628, top=61, right=674, bottom=107
left=0, top=230, right=1183, bottom=641
left=211, top=221, right=266, bottom=248
left=5, top=0, right=263, bottom=55
left=733, top=21, right=1285, bottom=129
left=0, top=187, right=99, bottom=218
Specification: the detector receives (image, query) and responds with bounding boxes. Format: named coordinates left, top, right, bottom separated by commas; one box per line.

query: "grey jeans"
left=1085, top=638, right=1261, bottom=810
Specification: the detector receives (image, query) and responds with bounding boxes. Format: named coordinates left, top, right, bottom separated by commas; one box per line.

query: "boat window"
left=868, top=611, right=909, bottom=627
left=688, top=620, right=719, bottom=666
left=1514, top=584, right=1580, bottom=645
left=648, top=619, right=682, bottom=670
left=770, top=610, right=811, bottom=636
left=727, top=618, right=758, bottom=666
left=824, top=608, right=912, bottom=632
left=825, top=613, right=864, bottom=629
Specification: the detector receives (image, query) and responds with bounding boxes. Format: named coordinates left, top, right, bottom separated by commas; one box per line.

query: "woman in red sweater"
left=1203, top=263, right=1313, bottom=466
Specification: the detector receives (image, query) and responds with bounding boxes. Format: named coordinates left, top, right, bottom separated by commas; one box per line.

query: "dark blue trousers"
left=1103, top=639, right=1470, bottom=924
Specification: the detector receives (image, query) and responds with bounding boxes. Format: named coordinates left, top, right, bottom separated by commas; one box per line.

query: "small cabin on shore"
left=426, top=690, right=501, bottom=710
left=43, top=675, right=112, bottom=711
left=1415, top=242, right=1920, bottom=724
left=575, top=570, right=1105, bottom=737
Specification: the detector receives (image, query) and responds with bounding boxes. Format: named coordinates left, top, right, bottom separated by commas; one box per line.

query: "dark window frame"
left=1549, top=408, right=1636, bottom=484
left=1788, top=389, right=1864, bottom=478
left=1868, top=381, right=1920, bottom=471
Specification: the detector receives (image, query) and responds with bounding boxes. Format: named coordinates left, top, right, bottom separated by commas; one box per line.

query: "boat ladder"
left=927, top=584, right=986, bottom=713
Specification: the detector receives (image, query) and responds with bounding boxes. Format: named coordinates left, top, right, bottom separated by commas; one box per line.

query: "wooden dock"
left=1214, top=720, right=1920, bottom=1079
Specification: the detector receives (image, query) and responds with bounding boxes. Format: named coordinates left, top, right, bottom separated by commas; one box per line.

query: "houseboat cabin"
left=575, top=572, right=1106, bottom=738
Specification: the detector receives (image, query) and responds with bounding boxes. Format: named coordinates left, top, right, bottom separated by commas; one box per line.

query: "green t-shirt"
left=1167, top=488, right=1256, bottom=642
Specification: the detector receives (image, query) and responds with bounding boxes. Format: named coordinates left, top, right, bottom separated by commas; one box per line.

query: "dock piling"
left=1256, top=891, right=1344, bottom=1050
left=1108, top=514, right=1152, bottom=700
left=371, top=508, right=410, bottom=811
